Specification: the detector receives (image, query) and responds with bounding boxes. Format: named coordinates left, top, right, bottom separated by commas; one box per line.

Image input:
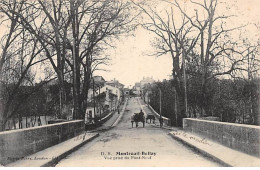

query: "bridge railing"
left=147, top=104, right=171, bottom=126
left=0, top=120, right=84, bottom=165
left=183, top=118, right=260, bottom=158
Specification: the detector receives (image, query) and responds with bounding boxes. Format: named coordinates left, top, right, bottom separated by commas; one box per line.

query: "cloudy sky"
left=94, top=0, right=260, bottom=87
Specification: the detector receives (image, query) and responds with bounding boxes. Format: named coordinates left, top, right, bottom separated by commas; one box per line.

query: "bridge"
left=0, top=97, right=259, bottom=167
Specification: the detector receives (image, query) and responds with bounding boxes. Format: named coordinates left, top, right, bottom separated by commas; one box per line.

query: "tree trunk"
left=0, top=120, right=4, bottom=132
left=0, top=101, right=4, bottom=131
left=13, top=117, right=16, bottom=129
left=26, top=116, right=28, bottom=128
left=172, top=78, right=186, bottom=127
left=174, top=88, right=178, bottom=127
left=177, top=92, right=186, bottom=127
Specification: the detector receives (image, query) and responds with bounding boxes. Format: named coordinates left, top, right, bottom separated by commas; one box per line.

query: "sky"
left=0, top=0, right=259, bottom=88
left=94, top=25, right=173, bottom=87
left=94, top=0, right=260, bottom=87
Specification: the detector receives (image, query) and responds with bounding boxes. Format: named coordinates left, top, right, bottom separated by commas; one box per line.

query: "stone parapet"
left=0, top=120, right=84, bottom=165
left=183, top=118, right=260, bottom=158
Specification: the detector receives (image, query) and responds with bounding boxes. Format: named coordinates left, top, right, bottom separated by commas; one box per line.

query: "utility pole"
left=182, top=50, right=188, bottom=117
left=218, top=80, right=223, bottom=121
left=99, top=86, right=101, bottom=118
left=174, top=87, right=178, bottom=127
left=248, top=49, right=253, bottom=123
left=92, top=77, right=96, bottom=119
left=159, top=88, right=162, bottom=127
left=159, top=88, right=162, bottom=119
left=72, top=1, right=79, bottom=119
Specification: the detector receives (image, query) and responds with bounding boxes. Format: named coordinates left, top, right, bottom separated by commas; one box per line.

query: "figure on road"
left=38, top=117, right=42, bottom=126
left=131, top=110, right=145, bottom=128
left=159, top=117, right=163, bottom=127
left=139, top=109, right=144, bottom=118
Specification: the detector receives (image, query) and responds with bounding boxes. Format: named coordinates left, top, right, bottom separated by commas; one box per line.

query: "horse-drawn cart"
left=146, top=114, right=155, bottom=123
left=131, top=112, right=145, bottom=128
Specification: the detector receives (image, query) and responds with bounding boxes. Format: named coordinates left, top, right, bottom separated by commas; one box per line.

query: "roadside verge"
left=111, top=98, right=128, bottom=127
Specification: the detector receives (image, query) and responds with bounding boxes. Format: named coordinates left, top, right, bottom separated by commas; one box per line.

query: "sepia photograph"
left=0, top=0, right=259, bottom=167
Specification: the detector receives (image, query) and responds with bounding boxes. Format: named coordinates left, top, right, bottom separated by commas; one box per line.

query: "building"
left=91, top=76, right=106, bottom=87
left=98, top=84, right=122, bottom=103
left=124, top=88, right=130, bottom=95
left=87, top=88, right=95, bottom=102
left=133, top=82, right=141, bottom=95
left=85, top=102, right=105, bottom=124
left=140, top=77, right=155, bottom=89
left=105, top=78, right=124, bottom=89
left=133, top=77, right=155, bottom=97
left=85, top=84, right=122, bottom=124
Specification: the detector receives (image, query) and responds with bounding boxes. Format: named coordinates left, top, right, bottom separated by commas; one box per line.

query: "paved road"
left=56, top=97, right=221, bottom=167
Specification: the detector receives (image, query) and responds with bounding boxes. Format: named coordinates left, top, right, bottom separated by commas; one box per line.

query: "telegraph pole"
left=174, top=87, right=178, bottom=127
left=182, top=50, right=188, bottom=117
left=159, top=88, right=162, bottom=127
left=72, top=1, right=79, bottom=119
left=159, top=88, right=162, bottom=119
left=99, top=86, right=101, bottom=118
left=92, top=77, right=96, bottom=119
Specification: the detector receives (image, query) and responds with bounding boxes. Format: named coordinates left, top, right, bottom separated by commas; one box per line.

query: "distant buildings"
left=85, top=77, right=124, bottom=124
left=133, top=77, right=155, bottom=97
left=140, top=77, right=155, bottom=89
left=133, top=83, right=141, bottom=95
left=91, top=76, right=106, bottom=87
left=123, top=88, right=130, bottom=95
left=2, top=75, right=125, bottom=128
left=105, top=78, right=124, bottom=88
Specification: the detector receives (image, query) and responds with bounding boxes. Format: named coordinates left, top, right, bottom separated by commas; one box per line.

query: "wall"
left=5, top=116, right=56, bottom=131
left=148, top=105, right=171, bottom=126
left=183, top=118, right=260, bottom=158
left=0, top=120, right=84, bottom=165
left=198, top=117, right=220, bottom=121
left=100, top=97, right=128, bottom=124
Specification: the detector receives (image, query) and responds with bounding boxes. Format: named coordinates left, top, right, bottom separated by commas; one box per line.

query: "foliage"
left=148, top=78, right=260, bottom=126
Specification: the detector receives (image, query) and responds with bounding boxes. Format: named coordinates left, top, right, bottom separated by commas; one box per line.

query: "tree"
left=173, top=0, right=252, bottom=116
left=67, top=0, right=136, bottom=119
left=135, top=0, right=259, bottom=126
left=0, top=0, right=53, bottom=131
left=0, top=0, right=64, bottom=131
left=134, top=1, right=199, bottom=126
left=2, top=0, right=137, bottom=123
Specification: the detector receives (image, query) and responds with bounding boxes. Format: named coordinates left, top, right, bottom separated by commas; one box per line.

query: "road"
left=56, top=97, right=221, bottom=167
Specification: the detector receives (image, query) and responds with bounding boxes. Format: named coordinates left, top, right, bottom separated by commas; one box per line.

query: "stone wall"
left=0, top=120, right=84, bottom=165
left=197, top=117, right=220, bottom=121
left=5, top=116, right=56, bottom=131
left=183, top=118, right=260, bottom=158
left=148, top=105, right=171, bottom=126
